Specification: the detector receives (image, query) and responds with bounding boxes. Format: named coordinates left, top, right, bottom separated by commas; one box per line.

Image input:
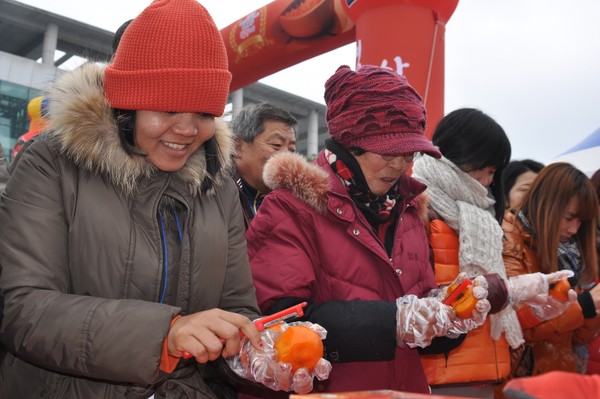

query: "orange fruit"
left=447, top=283, right=478, bottom=319
left=273, top=325, right=323, bottom=372
left=549, top=278, right=570, bottom=302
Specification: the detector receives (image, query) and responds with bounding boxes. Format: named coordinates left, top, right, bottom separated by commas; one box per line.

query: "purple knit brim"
left=339, top=132, right=442, bottom=159
left=325, top=65, right=441, bottom=158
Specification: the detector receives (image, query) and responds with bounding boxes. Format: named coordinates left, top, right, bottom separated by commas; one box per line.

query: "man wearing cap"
left=243, top=65, right=492, bottom=396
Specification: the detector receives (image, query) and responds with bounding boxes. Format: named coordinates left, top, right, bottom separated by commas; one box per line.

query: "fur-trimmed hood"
left=46, top=63, right=234, bottom=196
left=263, top=152, right=331, bottom=211
left=262, top=151, right=429, bottom=218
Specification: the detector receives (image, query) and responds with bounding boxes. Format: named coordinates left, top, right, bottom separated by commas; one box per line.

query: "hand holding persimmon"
left=445, top=282, right=478, bottom=319
left=549, top=279, right=571, bottom=302
left=226, top=321, right=332, bottom=394
left=274, top=325, right=324, bottom=372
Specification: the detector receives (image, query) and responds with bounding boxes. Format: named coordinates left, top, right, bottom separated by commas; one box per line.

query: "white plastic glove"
left=431, top=273, right=490, bottom=337
left=527, top=290, right=577, bottom=321
left=507, top=270, right=575, bottom=306
left=396, top=295, right=456, bottom=348
left=397, top=273, right=492, bottom=348
left=226, top=321, right=332, bottom=394
left=434, top=273, right=488, bottom=304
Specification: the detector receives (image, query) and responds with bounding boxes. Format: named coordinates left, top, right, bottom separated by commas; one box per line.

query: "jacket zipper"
left=157, top=207, right=183, bottom=304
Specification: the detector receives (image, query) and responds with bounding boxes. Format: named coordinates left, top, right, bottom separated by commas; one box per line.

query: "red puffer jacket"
left=246, top=151, right=438, bottom=394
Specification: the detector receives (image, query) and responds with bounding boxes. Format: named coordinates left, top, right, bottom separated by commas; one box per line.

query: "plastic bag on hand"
left=448, top=295, right=491, bottom=335
left=507, top=270, right=574, bottom=306
left=226, top=321, right=332, bottom=394
left=396, top=295, right=455, bottom=348
left=434, top=272, right=489, bottom=303
left=430, top=273, right=491, bottom=336
left=528, top=291, right=577, bottom=321
left=447, top=275, right=491, bottom=334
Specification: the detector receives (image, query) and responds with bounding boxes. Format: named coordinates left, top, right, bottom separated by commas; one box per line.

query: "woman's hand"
left=227, top=322, right=332, bottom=394
left=507, top=270, right=574, bottom=305
left=167, top=309, right=262, bottom=362
left=396, top=295, right=456, bottom=348
left=447, top=275, right=491, bottom=334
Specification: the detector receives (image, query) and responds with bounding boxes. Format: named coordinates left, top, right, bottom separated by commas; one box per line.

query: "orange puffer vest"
left=420, top=219, right=510, bottom=387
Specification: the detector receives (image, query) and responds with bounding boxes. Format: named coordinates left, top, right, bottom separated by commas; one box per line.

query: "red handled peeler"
left=443, top=279, right=472, bottom=306
left=182, top=302, right=308, bottom=360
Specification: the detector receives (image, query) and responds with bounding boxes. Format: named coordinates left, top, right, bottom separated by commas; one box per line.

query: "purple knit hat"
left=324, top=65, right=441, bottom=158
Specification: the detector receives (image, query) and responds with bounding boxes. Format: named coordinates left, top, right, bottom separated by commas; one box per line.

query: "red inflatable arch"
left=221, top=0, right=459, bottom=139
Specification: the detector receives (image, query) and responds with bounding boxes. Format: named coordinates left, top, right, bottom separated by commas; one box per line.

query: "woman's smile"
left=135, top=111, right=216, bottom=171
left=161, top=141, right=189, bottom=152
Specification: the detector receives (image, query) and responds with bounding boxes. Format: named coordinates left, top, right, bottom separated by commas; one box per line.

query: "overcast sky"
left=19, top=0, right=600, bottom=164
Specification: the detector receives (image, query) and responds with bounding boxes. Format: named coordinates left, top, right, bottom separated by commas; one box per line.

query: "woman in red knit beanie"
left=0, top=0, right=322, bottom=397
left=242, top=64, right=493, bottom=397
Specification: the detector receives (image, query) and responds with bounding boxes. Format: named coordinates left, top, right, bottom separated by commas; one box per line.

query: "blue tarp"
left=554, top=126, right=600, bottom=176
left=560, top=126, right=600, bottom=155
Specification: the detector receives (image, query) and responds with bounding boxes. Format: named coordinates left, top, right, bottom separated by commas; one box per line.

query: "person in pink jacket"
left=244, top=65, right=493, bottom=396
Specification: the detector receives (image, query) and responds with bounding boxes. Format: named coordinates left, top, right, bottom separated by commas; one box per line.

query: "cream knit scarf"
left=412, top=155, right=524, bottom=348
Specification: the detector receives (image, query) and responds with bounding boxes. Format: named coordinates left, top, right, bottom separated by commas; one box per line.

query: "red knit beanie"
left=324, top=65, right=441, bottom=158
left=104, top=0, right=231, bottom=116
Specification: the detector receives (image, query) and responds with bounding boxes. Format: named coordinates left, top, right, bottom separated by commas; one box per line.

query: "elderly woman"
left=244, top=65, right=492, bottom=396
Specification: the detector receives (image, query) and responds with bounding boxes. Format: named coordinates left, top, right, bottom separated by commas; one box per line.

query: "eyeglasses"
left=379, top=152, right=422, bottom=163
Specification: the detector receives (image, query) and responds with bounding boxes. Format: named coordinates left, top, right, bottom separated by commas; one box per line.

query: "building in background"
left=0, top=0, right=327, bottom=162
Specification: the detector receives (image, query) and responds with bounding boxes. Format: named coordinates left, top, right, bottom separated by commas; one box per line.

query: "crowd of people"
left=0, top=0, right=598, bottom=398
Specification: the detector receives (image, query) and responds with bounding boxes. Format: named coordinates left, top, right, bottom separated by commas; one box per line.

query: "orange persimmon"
left=446, top=283, right=478, bottom=319
left=549, top=278, right=571, bottom=302
left=274, top=325, right=323, bottom=372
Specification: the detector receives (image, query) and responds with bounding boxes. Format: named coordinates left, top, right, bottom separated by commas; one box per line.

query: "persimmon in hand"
left=274, top=325, right=324, bottom=372
left=549, top=278, right=571, bottom=302
left=446, top=282, right=478, bottom=319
